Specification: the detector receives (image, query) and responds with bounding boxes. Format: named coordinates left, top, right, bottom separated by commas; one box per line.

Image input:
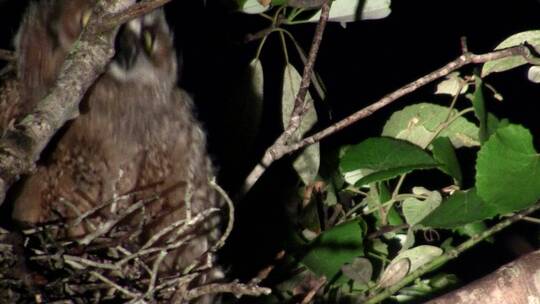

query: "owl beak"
left=113, top=25, right=140, bottom=71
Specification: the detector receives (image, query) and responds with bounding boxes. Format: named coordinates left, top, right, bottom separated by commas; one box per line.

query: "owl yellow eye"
left=143, top=29, right=154, bottom=54
left=81, top=9, right=92, bottom=27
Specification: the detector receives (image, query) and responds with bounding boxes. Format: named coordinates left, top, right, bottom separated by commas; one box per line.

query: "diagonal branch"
left=241, top=44, right=540, bottom=196
left=0, top=0, right=175, bottom=205
left=0, top=49, right=15, bottom=62
left=100, top=0, right=173, bottom=32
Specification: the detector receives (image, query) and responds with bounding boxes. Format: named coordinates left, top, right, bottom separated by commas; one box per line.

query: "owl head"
left=110, top=9, right=178, bottom=87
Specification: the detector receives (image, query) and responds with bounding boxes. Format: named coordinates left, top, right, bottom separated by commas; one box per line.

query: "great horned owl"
left=10, top=0, right=222, bottom=284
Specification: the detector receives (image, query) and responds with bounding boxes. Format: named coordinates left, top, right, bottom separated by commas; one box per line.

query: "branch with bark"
left=241, top=42, right=540, bottom=196
left=426, top=249, right=540, bottom=304
left=0, top=0, right=174, bottom=205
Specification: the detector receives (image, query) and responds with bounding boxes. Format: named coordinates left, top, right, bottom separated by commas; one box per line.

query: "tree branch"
left=0, top=49, right=15, bottom=62
left=0, top=0, right=179, bottom=205
left=100, top=0, right=173, bottom=32
left=241, top=44, right=540, bottom=196
left=241, top=0, right=331, bottom=195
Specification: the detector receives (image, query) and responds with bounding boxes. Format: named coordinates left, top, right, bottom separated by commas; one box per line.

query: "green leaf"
left=221, top=59, right=264, bottom=171
left=340, top=137, right=439, bottom=186
left=392, top=245, right=443, bottom=273
left=486, top=113, right=509, bottom=139
left=471, top=76, right=488, bottom=143
left=382, top=103, right=480, bottom=149
left=380, top=183, right=405, bottom=226
left=341, top=257, right=373, bottom=284
left=282, top=64, right=320, bottom=185
left=456, top=222, right=488, bottom=239
left=481, top=30, right=540, bottom=77
left=301, top=220, right=364, bottom=279
left=306, top=0, right=391, bottom=23
left=435, top=72, right=468, bottom=96
left=431, top=137, right=463, bottom=185
left=379, top=245, right=443, bottom=288
left=378, top=258, right=410, bottom=288
left=420, top=189, right=496, bottom=229
left=402, top=189, right=442, bottom=226
left=476, top=124, right=540, bottom=214
left=238, top=0, right=270, bottom=13
left=228, top=59, right=264, bottom=147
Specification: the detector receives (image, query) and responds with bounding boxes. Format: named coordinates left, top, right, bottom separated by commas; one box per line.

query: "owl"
left=8, top=0, right=223, bottom=298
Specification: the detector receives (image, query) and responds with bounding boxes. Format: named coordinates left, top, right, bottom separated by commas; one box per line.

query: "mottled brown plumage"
left=0, top=68, right=21, bottom=133
left=9, top=0, right=222, bottom=286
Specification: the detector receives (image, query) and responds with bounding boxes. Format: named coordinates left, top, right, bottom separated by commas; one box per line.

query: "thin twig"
left=116, top=208, right=219, bottom=266
left=183, top=281, right=272, bottom=301
left=0, top=49, right=15, bottom=62
left=250, top=250, right=286, bottom=285
left=140, top=217, right=187, bottom=250
left=242, top=0, right=332, bottom=195
left=90, top=271, right=140, bottom=299
left=286, top=45, right=539, bottom=155
left=209, top=177, right=234, bottom=252
left=146, top=250, right=167, bottom=297
left=101, top=0, right=172, bottom=31
left=77, top=195, right=158, bottom=245
left=64, top=254, right=119, bottom=270
left=300, top=276, right=326, bottom=304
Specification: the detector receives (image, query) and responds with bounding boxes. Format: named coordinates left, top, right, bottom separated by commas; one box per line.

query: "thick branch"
left=101, top=0, right=173, bottom=31
left=0, top=0, right=178, bottom=205
left=0, top=0, right=139, bottom=205
left=426, top=250, right=540, bottom=303
left=241, top=44, right=539, bottom=196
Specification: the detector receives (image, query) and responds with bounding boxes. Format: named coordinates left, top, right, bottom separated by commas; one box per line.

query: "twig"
left=116, top=208, right=219, bottom=266
left=300, top=276, right=327, bottom=304
left=69, top=191, right=139, bottom=228
left=241, top=44, right=540, bottom=196
left=63, top=254, right=119, bottom=270
left=90, top=270, right=140, bottom=299
left=140, top=217, right=187, bottom=250
left=77, top=195, right=158, bottom=245
left=285, top=47, right=537, bottom=153
left=146, top=250, right=167, bottom=298
left=183, top=280, right=272, bottom=301
left=0, top=49, right=15, bottom=62
left=242, top=0, right=332, bottom=195
left=101, top=0, right=172, bottom=31
left=209, top=177, right=234, bottom=252
left=250, top=250, right=286, bottom=285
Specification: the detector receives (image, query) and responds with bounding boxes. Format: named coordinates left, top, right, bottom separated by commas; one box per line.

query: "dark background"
left=2, top=0, right=540, bottom=298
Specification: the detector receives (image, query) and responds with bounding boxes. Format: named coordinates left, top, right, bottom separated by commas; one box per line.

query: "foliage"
left=222, top=1, right=540, bottom=303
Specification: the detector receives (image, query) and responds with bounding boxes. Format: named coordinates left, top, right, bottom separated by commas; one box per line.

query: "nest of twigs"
left=0, top=181, right=270, bottom=303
